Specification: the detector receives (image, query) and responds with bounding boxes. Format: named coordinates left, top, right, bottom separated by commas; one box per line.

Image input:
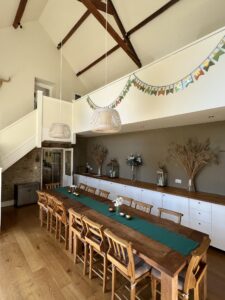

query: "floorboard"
left=0, top=205, right=224, bottom=300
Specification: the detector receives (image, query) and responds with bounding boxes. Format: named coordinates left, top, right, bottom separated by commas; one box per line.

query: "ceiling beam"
left=108, top=0, right=141, bottom=68
left=77, top=0, right=114, bottom=15
left=80, top=0, right=141, bottom=67
left=57, top=10, right=90, bottom=49
left=76, top=0, right=180, bottom=76
left=13, top=0, right=28, bottom=29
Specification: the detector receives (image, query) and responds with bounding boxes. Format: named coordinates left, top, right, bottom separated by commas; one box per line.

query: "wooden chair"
left=68, top=209, right=88, bottom=275
left=151, top=236, right=211, bottom=300
left=83, top=216, right=108, bottom=293
left=158, top=207, right=183, bottom=224
left=37, top=191, right=48, bottom=228
left=132, top=200, right=153, bottom=214
left=104, top=229, right=151, bottom=300
left=54, top=198, right=69, bottom=249
left=45, top=182, right=60, bottom=190
left=86, top=186, right=97, bottom=194
left=78, top=183, right=87, bottom=190
left=99, top=189, right=110, bottom=199
left=118, top=195, right=133, bottom=207
left=46, top=194, right=58, bottom=233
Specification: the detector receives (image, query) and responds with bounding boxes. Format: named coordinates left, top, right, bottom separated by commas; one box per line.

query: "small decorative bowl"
left=108, top=207, right=115, bottom=212
left=125, top=214, right=132, bottom=220
left=120, top=212, right=125, bottom=217
left=73, top=192, right=79, bottom=196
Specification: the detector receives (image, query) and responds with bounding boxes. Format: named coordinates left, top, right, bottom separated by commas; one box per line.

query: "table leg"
left=161, top=272, right=178, bottom=300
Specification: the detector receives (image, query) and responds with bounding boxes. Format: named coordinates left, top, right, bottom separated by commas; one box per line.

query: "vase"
left=97, top=165, right=102, bottom=177
left=116, top=206, right=120, bottom=215
left=187, top=178, right=195, bottom=192
left=131, top=165, right=136, bottom=181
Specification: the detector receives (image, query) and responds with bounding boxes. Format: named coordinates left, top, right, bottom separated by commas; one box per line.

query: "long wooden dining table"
left=48, top=187, right=208, bottom=300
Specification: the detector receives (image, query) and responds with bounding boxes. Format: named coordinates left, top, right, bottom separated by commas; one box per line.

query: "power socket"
left=175, top=179, right=182, bottom=184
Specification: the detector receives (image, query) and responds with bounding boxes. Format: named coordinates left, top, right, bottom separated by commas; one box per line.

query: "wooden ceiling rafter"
left=76, top=0, right=180, bottom=76
left=80, top=0, right=141, bottom=68
left=57, top=10, right=90, bottom=49
left=78, top=0, right=114, bottom=15
left=107, top=0, right=141, bottom=68
left=13, top=0, right=28, bottom=29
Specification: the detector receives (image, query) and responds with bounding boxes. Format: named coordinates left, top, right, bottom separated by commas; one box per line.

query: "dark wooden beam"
left=76, top=45, right=120, bottom=76
left=108, top=0, right=141, bottom=67
left=77, top=0, right=114, bottom=15
left=76, top=0, right=180, bottom=76
left=57, top=10, right=90, bottom=49
left=13, top=0, right=28, bottom=29
left=127, top=0, right=180, bottom=36
left=80, top=0, right=141, bottom=67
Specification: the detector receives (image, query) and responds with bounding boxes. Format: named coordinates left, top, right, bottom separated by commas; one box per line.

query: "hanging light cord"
left=105, top=0, right=108, bottom=87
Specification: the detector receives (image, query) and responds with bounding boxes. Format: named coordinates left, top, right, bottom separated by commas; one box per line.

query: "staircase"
left=0, top=110, right=37, bottom=172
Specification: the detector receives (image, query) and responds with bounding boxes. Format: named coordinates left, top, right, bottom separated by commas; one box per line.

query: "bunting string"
left=87, top=35, right=225, bottom=110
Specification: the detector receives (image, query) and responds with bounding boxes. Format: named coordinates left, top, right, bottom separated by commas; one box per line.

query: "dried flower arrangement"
left=91, top=144, right=108, bottom=176
left=168, top=138, right=218, bottom=192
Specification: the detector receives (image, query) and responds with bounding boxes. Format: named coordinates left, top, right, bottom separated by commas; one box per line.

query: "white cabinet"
left=86, top=176, right=100, bottom=190
left=162, top=193, right=189, bottom=226
left=99, top=180, right=119, bottom=201
left=211, top=204, right=225, bottom=250
left=74, top=174, right=87, bottom=185
left=189, top=198, right=212, bottom=236
left=140, top=189, right=162, bottom=216
left=118, top=185, right=141, bottom=202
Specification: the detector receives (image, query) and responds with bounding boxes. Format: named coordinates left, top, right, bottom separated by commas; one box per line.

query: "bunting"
left=87, top=35, right=225, bottom=110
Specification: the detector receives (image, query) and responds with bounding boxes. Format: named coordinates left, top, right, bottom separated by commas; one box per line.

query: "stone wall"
left=2, top=148, right=42, bottom=203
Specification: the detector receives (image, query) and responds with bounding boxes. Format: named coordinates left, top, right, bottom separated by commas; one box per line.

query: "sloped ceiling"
left=2, top=0, right=225, bottom=95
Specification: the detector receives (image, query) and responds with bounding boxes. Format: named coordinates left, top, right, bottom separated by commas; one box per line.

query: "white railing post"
left=36, top=91, right=43, bottom=148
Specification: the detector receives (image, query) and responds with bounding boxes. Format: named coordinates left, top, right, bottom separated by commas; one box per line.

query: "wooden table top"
left=77, top=173, right=225, bottom=206
left=48, top=189, right=207, bottom=277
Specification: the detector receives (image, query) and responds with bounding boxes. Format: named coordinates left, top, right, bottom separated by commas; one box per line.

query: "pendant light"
left=49, top=41, right=71, bottom=139
left=91, top=1, right=121, bottom=133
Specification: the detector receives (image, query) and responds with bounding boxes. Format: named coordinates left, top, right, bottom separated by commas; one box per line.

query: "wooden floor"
left=0, top=205, right=225, bottom=300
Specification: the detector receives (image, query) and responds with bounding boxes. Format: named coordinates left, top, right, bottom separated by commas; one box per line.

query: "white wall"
left=73, top=27, right=225, bottom=133
left=0, top=21, right=86, bottom=130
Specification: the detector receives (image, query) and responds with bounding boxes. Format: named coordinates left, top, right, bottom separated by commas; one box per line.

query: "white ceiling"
left=1, top=0, right=225, bottom=94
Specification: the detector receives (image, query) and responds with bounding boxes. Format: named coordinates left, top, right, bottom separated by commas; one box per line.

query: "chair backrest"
left=104, top=229, right=136, bottom=280
left=45, top=193, right=58, bottom=210
left=54, top=198, right=67, bottom=224
left=133, top=200, right=153, bottom=214
left=158, top=207, right=183, bottom=224
left=83, top=216, right=105, bottom=252
left=37, top=190, right=47, bottom=206
left=78, top=183, right=87, bottom=190
left=68, top=208, right=85, bottom=239
left=45, top=182, right=60, bottom=190
left=118, top=195, right=133, bottom=207
left=99, top=189, right=110, bottom=199
left=86, top=186, right=97, bottom=194
left=183, top=236, right=211, bottom=294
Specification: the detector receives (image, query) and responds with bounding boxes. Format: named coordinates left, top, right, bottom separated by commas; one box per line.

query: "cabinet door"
left=140, top=189, right=162, bottom=216
left=79, top=175, right=87, bottom=185
left=86, top=177, right=100, bottom=190
left=162, top=193, right=189, bottom=226
left=99, top=180, right=117, bottom=201
left=73, top=174, right=80, bottom=185
left=117, top=185, right=141, bottom=202
left=211, top=204, right=225, bottom=251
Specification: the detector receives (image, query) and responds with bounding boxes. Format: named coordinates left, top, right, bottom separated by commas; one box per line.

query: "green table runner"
left=57, top=187, right=198, bottom=256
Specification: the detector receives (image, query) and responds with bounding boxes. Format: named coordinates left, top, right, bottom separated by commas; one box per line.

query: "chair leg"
left=89, top=246, right=93, bottom=279
left=151, top=277, right=157, bottom=300
left=103, top=255, right=107, bottom=293
left=55, top=218, right=59, bottom=239
left=83, top=242, right=88, bottom=276
left=69, top=230, right=73, bottom=254
left=47, top=212, right=50, bottom=231
left=50, top=214, right=53, bottom=233
left=112, top=265, right=116, bottom=300
left=65, top=225, right=68, bottom=250
left=59, top=221, right=62, bottom=242
left=40, top=208, right=43, bottom=227
left=130, top=282, right=136, bottom=300
left=74, top=235, right=78, bottom=264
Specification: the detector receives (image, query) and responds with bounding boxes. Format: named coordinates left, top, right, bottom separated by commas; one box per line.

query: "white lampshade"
left=91, top=108, right=121, bottom=133
left=49, top=123, right=71, bottom=139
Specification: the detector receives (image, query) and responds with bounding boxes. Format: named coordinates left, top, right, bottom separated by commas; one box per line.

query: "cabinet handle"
left=198, top=212, right=201, bottom=215
left=198, top=202, right=201, bottom=204
left=198, top=222, right=201, bottom=225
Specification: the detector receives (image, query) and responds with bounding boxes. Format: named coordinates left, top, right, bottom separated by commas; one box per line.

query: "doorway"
left=42, top=148, right=73, bottom=188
